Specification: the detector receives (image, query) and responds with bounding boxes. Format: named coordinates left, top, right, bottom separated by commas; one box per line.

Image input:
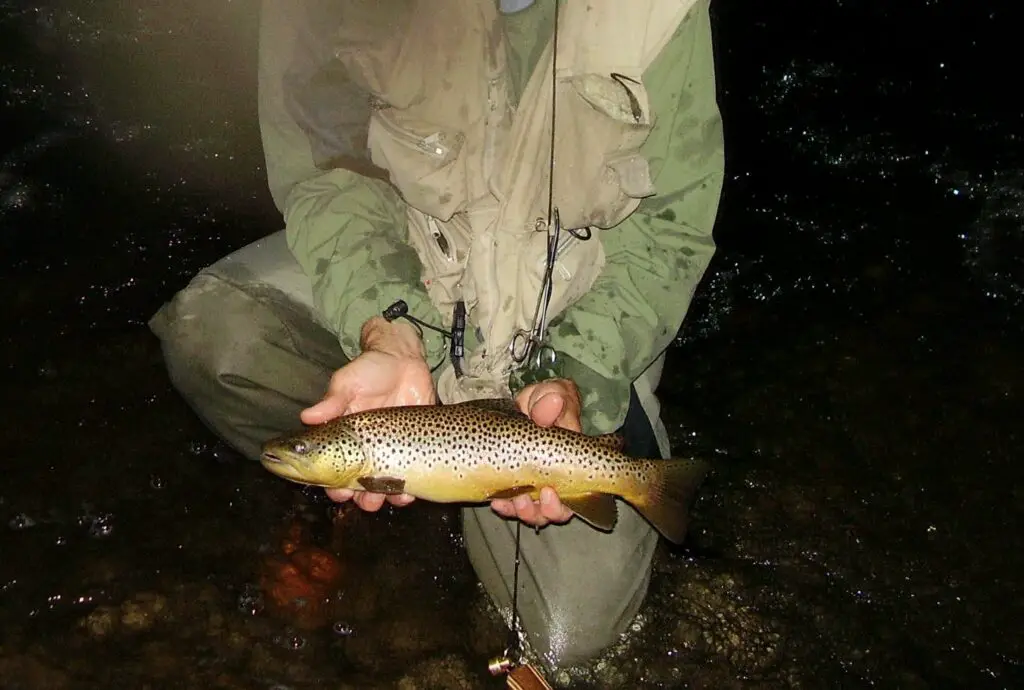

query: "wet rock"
left=77, top=591, right=169, bottom=638
left=79, top=605, right=118, bottom=638
left=396, top=654, right=476, bottom=690
left=342, top=607, right=458, bottom=677
left=380, top=616, right=443, bottom=659
left=120, top=591, right=169, bottom=632
left=671, top=570, right=782, bottom=675
left=587, top=659, right=630, bottom=688
left=223, top=630, right=250, bottom=650
left=246, top=641, right=279, bottom=678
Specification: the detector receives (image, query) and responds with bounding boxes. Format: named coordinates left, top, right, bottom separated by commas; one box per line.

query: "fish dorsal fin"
left=593, top=433, right=626, bottom=451
left=458, top=397, right=527, bottom=418
left=562, top=493, right=618, bottom=532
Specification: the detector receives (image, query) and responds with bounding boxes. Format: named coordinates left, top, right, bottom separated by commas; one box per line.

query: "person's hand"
left=490, top=378, right=582, bottom=528
left=307, top=317, right=435, bottom=512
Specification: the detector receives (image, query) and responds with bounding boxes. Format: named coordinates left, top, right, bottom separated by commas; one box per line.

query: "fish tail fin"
left=632, top=458, right=710, bottom=545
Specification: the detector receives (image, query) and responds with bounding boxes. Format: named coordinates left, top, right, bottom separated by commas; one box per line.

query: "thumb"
left=528, top=390, right=566, bottom=428
left=301, top=394, right=348, bottom=425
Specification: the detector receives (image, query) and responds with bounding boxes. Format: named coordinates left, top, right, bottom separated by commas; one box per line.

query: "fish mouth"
left=260, top=453, right=306, bottom=482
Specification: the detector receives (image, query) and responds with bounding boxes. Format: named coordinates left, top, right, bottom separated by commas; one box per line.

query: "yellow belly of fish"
left=394, top=463, right=634, bottom=504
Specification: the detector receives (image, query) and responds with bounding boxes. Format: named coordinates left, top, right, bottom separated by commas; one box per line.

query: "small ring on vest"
left=567, top=226, right=592, bottom=241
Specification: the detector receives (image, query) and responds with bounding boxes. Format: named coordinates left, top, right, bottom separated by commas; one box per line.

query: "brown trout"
left=260, top=398, right=709, bottom=544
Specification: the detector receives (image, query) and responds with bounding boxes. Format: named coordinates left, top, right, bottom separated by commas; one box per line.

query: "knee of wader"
left=530, top=609, right=630, bottom=668
left=529, top=575, right=653, bottom=667
left=149, top=274, right=267, bottom=400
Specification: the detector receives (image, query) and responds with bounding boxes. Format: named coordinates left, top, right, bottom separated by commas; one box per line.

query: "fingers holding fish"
left=491, top=487, right=574, bottom=528
left=325, top=488, right=355, bottom=503
left=326, top=487, right=416, bottom=512
left=352, top=491, right=415, bottom=512
left=301, top=353, right=436, bottom=427
left=300, top=317, right=437, bottom=426
left=300, top=365, right=358, bottom=425
left=517, top=378, right=583, bottom=432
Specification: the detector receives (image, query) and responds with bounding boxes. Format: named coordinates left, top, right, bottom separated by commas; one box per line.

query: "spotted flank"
left=260, top=398, right=709, bottom=544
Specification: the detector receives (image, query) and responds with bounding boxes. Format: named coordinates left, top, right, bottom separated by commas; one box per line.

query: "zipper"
left=427, top=216, right=455, bottom=262
left=372, top=110, right=454, bottom=163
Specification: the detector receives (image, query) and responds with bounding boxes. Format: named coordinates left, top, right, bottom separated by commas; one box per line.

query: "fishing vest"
left=334, top=0, right=698, bottom=404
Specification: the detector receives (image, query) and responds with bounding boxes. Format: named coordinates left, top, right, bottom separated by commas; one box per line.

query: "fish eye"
left=290, top=440, right=310, bottom=455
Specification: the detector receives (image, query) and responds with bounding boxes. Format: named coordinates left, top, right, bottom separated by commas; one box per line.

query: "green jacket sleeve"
left=548, top=1, right=724, bottom=435
left=256, top=1, right=447, bottom=366
left=283, top=171, right=448, bottom=365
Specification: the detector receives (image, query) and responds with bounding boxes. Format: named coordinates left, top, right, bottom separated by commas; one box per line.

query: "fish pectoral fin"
left=562, top=493, right=618, bottom=532
left=593, top=433, right=626, bottom=451
left=459, top=398, right=528, bottom=419
left=486, top=485, right=537, bottom=500
left=357, top=476, right=407, bottom=495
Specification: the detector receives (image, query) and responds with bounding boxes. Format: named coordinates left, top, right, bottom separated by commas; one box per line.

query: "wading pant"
left=150, top=231, right=666, bottom=667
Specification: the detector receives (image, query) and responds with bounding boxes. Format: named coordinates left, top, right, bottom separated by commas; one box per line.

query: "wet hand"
left=304, top=317, right=435, bottom=509
left=490, top=379, right=582, bottom=528
left=326, top=488, right=416, bottom=512
left=301, top=317, right=436, bottom=421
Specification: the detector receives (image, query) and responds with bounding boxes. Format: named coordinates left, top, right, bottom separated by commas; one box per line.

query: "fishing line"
left=508, top=521, right=524, bottom=662
left=499, top=0, right=560, bottom=676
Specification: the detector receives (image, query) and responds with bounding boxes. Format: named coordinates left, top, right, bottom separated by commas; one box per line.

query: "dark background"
left=1, top=1, right=1021, bottom=688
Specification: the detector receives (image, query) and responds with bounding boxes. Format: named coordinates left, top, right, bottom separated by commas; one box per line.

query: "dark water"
left=1, top=1, right=1021, bottom=688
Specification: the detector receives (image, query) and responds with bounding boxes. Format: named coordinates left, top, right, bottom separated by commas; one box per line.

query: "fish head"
left=260, top=418, right=369, bottom=488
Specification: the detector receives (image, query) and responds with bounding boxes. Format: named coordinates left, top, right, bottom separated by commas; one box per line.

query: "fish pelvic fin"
left=562, top=493, right=618, bottom=532
left=357, top=476, right=407, bottom=494
left=633, top=458, right=710, bottom=544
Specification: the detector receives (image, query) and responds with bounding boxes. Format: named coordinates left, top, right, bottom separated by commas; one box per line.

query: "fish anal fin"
left=357, top=476, right=407, bottom=494
left=487, top=485, right=537, bottom=500
left=632, top=458, right=710, bottom=544
left=562, top=493, right=618, bottom=532
left=459, top=398, right=527, bottom=418
left=593, top=433, right=626, bottom=451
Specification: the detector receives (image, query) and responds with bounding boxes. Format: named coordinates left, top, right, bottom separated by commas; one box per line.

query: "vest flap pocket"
left=550, top=72, right=656, bottom=230
left=368, top=110, right=466, bottom=220
left=606, top=152, right=656, bottom=199
left=571, top=72, right=652, bottom=128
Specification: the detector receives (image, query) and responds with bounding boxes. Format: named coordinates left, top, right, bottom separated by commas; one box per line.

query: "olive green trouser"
left=149, top=231, right=662, bottom=667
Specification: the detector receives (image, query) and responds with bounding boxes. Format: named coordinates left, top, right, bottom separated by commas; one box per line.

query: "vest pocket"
left=551, top=71, right=656, bottom=231
left=368, top=110, right=467, bottom=220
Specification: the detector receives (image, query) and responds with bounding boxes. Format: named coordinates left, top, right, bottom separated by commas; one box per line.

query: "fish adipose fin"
left=634, top=458, right=710, bottom=544
left=562, top=493, right=618, bottom=532
left=357, top=476, right=407, bottom=494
